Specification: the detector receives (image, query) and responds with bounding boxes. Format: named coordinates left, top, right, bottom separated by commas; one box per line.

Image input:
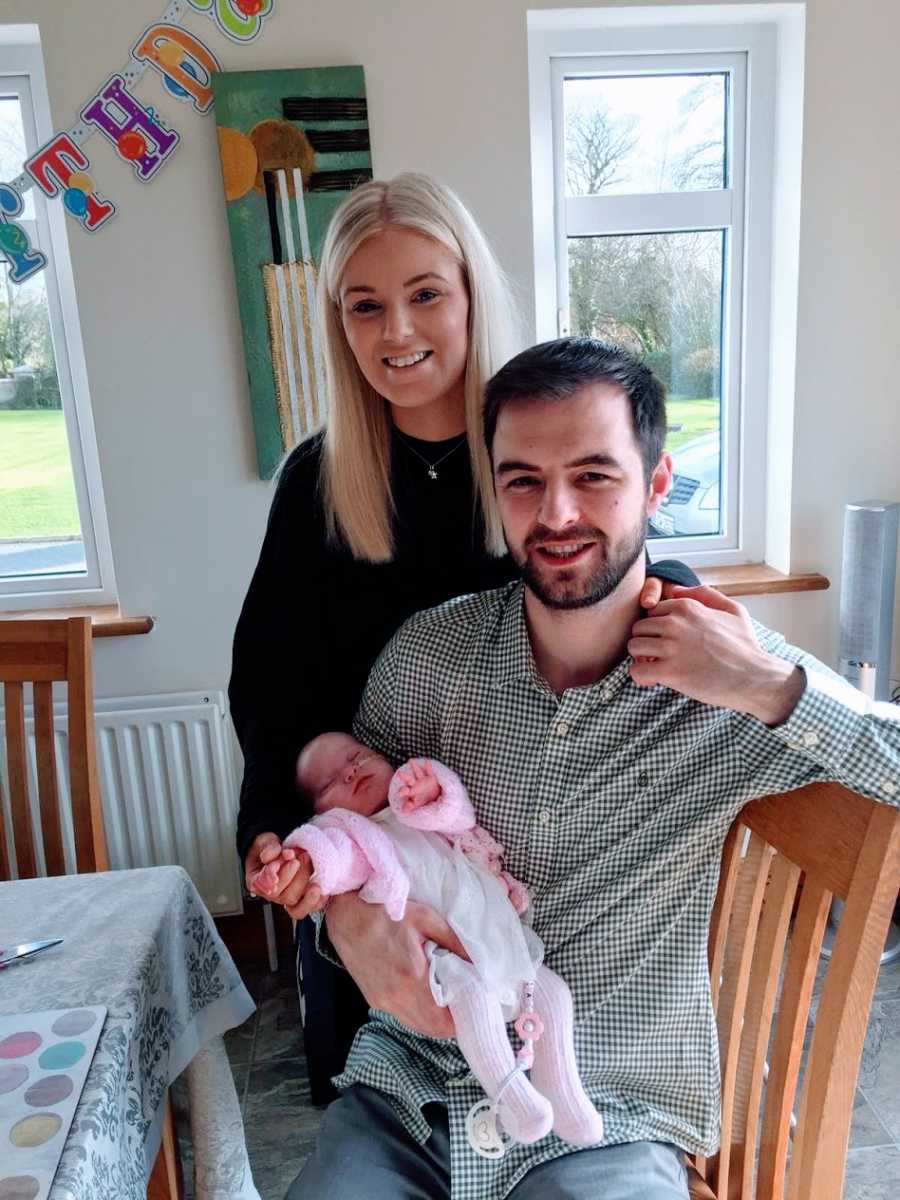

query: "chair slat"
left=738, top=854, right=801, bottom=1198
left=34, top=681, right=65, bottom=877
left=4, top=680, right=35, bottom=878
left=714, top=832, right=774, bottom=1198
left=65, top=619, right=107, bottom=873
left=756, top=877, right=831, bottom=1200
left=694, top=823, right=744, bottom=1185
left=787, top=804, right=900, bottom=1200
left=708, top=821, right=743, bottom=1007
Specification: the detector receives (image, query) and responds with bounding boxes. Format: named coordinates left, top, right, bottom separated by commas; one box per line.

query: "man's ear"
left=646, top=453, right=673, bottom=515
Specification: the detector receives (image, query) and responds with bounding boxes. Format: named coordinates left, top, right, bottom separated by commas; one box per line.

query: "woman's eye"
left=350, top=299, right=379, bottom=315
left=506, top=476, right=538, bottom=490
left=412, top=288, right=439, bottom=303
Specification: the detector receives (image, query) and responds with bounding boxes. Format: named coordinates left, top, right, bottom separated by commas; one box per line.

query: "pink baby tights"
left=449, top=963, right=604, bottom=1147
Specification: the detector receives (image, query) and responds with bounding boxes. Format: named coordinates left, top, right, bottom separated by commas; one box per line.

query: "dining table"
left=0, top=864, right=261, bottom=1200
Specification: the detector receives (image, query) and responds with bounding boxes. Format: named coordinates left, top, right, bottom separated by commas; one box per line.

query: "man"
left=287, top=339, right=900, bottom=1200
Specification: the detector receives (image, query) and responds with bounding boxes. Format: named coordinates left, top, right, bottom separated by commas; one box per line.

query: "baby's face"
left=300, top=733, right=394, bottom=815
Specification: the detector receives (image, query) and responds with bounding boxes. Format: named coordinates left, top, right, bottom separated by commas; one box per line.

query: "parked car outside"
left=650, top=431, right=721, bottom=538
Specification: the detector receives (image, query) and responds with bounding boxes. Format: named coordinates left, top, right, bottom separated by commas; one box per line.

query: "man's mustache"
left=524, top=525, right=606, bottom=551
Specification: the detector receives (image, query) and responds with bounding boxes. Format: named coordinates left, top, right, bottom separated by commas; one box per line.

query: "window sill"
left=0, top=604, right=154, bottom=638
left=0, top=567, right=824, bottom=638
left=696, top=564, right=830, bottom=597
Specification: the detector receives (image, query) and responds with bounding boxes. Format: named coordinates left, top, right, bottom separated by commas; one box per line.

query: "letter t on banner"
left=82, top=75, right=180, bottom=180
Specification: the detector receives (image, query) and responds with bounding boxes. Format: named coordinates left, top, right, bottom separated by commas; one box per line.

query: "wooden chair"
left=0, top=617, right=184, bottom=1198
left=0, top=617, right=107, bottom=878
left=688, top=782, right=900, bottom=1200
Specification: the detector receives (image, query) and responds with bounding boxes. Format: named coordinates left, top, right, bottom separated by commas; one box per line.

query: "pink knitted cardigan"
left=282, top=759, right=530, bottom=918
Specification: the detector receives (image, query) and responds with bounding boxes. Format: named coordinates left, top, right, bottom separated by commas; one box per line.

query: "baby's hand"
left=250, top=847, right=303, bottom=897
left=395, top=758, right=442, bottom=812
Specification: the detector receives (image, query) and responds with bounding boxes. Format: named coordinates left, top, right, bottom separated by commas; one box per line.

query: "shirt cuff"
left=763, top=666, right=866, bottom=770
left=311, top=908, right=347, bottom=971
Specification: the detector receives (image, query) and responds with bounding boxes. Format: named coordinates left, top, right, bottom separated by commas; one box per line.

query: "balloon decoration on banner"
left=0, top=0, right=274, bottom=285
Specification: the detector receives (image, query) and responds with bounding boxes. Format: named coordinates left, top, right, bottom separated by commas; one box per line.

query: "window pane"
left=0, top=262, right=86, bottom=581
left=568, top=230, right=723, bottom=539
left=0, top=94, right=35, bottom=218
left=565, top=73, right=727, bottom=196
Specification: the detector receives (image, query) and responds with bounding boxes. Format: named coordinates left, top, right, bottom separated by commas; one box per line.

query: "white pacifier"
left=464, top=1098, right=510, bottom=1160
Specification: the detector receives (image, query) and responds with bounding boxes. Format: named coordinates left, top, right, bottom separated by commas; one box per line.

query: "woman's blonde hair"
left=316, top=172, right=517, bottom=561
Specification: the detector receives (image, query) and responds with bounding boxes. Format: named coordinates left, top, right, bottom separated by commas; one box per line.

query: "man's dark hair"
left=483, top=337, right=667, bottom=481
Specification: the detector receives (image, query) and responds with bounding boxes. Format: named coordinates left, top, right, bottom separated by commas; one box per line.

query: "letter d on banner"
left=133, top=23, right=221, bottom=114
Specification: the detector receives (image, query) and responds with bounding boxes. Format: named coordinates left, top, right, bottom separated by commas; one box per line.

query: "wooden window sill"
left=0, top=605, right=154, bottom=638
left=696, top=564, right=830, bottom=597
left=0, top=567, right=825, bottom=640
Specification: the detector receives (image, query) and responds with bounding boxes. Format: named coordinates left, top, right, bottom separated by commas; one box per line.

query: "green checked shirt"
left=316, top=581, right=900, bottom=1200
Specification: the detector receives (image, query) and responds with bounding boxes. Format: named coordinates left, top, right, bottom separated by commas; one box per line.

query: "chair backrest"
left=694, top=783, right=900, bottom=1200
left=0, top=617, right=108, bottom=879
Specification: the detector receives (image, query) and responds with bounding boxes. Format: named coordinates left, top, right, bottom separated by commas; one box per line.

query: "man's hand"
left=628, top=584, right=805, bottom=725
left=325, top=893, right=469, bottom=1038
left=244, top=832, right=329, bottom=921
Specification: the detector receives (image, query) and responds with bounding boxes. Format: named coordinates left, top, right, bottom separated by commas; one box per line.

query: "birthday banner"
left=0, top=0, right=274, bottom=286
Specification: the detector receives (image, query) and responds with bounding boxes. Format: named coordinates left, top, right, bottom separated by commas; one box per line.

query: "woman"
left=228, top=172, right=697, bottom=1104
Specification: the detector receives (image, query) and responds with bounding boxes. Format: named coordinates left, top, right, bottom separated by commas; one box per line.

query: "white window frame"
left=0, top=32, right=117, bottom=609
left=528, top=9, right=791, bottom=567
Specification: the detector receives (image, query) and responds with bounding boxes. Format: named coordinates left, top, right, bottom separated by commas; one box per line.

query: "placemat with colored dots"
left=0, top=1007, right=107, bottom=1200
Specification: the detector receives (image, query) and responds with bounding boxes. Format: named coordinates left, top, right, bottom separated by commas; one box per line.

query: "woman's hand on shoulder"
left=639, top=575, right=680, bottom=612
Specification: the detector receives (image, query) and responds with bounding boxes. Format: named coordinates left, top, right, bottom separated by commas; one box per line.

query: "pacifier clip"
left=464, top=980, right=544, bottom=1160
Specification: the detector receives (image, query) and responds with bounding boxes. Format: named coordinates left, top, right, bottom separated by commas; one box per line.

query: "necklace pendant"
left=428, top=467, right=438, bottom=480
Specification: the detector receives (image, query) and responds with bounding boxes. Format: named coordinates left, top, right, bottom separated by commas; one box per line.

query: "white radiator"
left=0, top=690, right=244, bottom=916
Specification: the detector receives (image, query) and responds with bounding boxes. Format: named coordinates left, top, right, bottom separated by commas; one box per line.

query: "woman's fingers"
left=639, top=575, right=664, bottom=610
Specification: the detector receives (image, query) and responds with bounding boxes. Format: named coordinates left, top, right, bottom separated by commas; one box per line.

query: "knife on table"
left=0, top=939, right=63, bottom=968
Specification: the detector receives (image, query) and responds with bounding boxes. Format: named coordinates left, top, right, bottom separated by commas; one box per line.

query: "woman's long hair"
left=316, top=172, right=517, bottom=561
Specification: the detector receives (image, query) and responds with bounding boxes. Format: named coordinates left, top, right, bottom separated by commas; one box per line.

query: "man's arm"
left=628, top=584, right=900, bottom=806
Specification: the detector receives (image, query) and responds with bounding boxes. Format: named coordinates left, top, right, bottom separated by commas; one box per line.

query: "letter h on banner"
left=82, top=75, right=180, bottom=180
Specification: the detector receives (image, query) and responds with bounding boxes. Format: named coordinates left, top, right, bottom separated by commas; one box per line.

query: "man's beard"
left=513, top=518, right=646, bottom=610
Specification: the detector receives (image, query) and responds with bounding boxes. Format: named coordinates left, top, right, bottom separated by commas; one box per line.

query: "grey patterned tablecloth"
left=0, top=866, right=260, bottom=1200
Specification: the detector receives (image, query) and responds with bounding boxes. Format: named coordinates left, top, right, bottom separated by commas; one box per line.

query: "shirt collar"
left=490, top=583, right=540, bottom=690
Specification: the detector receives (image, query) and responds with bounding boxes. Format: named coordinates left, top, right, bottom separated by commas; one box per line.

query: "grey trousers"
left=286, top=1084, right=690, bottom=1199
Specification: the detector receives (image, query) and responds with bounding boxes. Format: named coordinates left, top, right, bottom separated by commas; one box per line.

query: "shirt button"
left=637, top=772, right=650, bottom=788
left=538, top=809, right=552, bottom=825
left=802, top=730, right=820, bottom=748
left=883, top=780, right=898, bottom=797
left=555, top=721, right=570, bottom=737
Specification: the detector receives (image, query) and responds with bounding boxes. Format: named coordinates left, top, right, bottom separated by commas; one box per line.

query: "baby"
left=254, top=732, right=604, bottom=1153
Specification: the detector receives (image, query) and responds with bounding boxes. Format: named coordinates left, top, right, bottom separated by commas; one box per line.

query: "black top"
left=229, top=428, right=698, bottom=862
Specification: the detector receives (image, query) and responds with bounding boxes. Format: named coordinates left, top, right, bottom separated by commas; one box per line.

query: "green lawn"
left=665, top=397, right=719, bottom=453
left=0, top=410, right=81, bottom=540
left=0, top=400, right=715, bottom=543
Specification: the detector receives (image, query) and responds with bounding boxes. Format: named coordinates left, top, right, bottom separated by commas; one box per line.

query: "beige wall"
left=3, top=0, right=898, bottom=697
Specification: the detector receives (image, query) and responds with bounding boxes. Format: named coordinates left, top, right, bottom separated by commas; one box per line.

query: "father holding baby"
left=278, top=338, right=900, bottom=1199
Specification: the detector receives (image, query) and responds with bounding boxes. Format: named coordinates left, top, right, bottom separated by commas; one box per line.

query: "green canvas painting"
left=211, top=66, right=372, bottom=478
